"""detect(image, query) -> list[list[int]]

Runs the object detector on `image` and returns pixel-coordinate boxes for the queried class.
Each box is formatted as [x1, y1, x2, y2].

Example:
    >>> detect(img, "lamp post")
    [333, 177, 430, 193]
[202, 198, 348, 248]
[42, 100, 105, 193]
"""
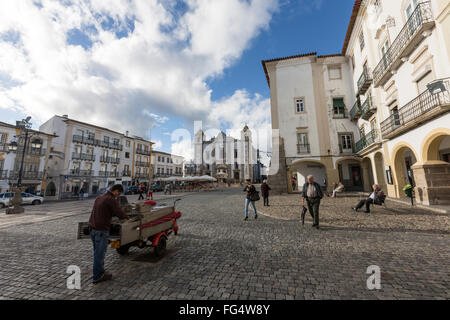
[6, 117, 33, 215]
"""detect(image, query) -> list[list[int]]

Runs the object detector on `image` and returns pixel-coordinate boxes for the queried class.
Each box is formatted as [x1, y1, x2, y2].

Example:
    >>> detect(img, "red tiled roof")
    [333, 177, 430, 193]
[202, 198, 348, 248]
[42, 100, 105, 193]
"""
[342, 0, 363, 55]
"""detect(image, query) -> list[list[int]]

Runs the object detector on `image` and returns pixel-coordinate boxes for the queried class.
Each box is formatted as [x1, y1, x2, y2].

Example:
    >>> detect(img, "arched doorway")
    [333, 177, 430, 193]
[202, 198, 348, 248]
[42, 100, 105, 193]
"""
[45, 181, 56, 197]
[392, 145, 418, 198]
[362, 157, 375, 192]
[336, 158, 363, 191]
[374, 152, 387, 191]
[290, 161, 327, 191]
[416, 131, 450, 205]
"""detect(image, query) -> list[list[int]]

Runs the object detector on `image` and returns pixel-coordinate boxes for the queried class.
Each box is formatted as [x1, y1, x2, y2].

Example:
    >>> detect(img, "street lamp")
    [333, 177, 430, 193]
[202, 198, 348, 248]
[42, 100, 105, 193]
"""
[5, 116, 33, 215]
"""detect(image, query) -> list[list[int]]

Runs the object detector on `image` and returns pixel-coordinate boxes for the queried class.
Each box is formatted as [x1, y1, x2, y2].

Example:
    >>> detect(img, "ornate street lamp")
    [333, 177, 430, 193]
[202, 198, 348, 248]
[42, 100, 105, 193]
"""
[5, 117, 33, 215]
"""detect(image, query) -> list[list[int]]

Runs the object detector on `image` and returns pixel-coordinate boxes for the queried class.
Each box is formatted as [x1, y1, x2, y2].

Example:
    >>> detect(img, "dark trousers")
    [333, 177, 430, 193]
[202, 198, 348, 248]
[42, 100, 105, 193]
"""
[90, 229, 109, 283]
[138, 192, 144, 200]
[307, 198, 321, 226]
[263, 196, 269, 206]
[356, 199, 374, 212]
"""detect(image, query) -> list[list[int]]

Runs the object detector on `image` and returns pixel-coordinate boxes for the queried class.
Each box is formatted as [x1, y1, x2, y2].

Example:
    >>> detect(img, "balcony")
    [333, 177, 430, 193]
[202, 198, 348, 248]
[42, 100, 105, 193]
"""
[110, 157, 120, 164]
[70, 169, 93, 176]
[72, 153, 96, 161]
[356, 130, 381, 153]
[360, 95, 377, 121]
[381, 78, 450, 139]
[94, 139, 123, 151]
[72, 135, 95, 145]
[357, 68, 373, 95]
[135, 161, 150, 167]
[109, 171, 120, 178]
[98, 171, 109, 177]
[297, 144, 311, 154]
[9, 171, 44, 180]
[136, 148, 151, 156]
[350, 99, 362, 121]
[373, 2, 435, 87]
[135, 172, 149, 178]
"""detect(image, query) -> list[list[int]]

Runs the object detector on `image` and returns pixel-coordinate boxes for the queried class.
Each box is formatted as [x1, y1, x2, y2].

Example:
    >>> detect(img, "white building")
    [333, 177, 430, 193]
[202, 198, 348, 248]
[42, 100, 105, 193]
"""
[263, 0, 450, 205]
[0, 121, 55, 194]
[343, 0, 450, 205]
[193, 126, 257, 183]
[263, 53, 363, 192]
[39, 115, 153, 199]
[151, 151, 184, 180]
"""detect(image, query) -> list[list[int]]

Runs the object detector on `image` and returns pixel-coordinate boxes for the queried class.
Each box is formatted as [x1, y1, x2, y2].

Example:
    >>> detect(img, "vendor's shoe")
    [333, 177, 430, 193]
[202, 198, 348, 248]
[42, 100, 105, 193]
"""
[244, 217, 248, 221]
[254, 215, 258, 220]
[352, 207, 358, 212]
[93, 273, 112, 284]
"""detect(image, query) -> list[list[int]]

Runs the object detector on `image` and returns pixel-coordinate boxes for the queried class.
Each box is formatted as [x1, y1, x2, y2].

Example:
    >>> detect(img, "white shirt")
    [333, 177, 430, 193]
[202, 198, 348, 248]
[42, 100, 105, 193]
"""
[369, 192, 375, 200]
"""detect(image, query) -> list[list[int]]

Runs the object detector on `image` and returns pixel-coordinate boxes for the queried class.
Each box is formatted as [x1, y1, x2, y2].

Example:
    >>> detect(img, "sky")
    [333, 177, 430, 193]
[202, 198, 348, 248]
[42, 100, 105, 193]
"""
[0, 0, 355, 161]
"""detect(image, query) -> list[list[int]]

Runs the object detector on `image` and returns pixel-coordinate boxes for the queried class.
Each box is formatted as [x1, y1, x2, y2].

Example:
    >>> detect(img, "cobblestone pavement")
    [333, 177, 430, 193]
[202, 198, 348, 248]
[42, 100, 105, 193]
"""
[0, 188, 449, 300]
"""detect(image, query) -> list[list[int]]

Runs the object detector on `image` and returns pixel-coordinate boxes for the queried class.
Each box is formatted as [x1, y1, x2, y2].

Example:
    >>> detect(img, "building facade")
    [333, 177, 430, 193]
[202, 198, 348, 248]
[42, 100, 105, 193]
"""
[264, 0, 450, 206]
[193, 126, 257, 183]
[0, 121, 54, 194]
[263, 53, 363, 192]
[151, 151, 184, 181]
[39, 115, 153, 199]
[344, 0, 450, 205]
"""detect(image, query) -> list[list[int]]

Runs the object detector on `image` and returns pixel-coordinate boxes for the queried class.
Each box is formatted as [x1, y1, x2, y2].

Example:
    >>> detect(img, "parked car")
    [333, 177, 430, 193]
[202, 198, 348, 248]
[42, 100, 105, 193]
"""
[0, 192, 44, 208]
[126, 185, 140, 195]
[151, 184, 163, 192]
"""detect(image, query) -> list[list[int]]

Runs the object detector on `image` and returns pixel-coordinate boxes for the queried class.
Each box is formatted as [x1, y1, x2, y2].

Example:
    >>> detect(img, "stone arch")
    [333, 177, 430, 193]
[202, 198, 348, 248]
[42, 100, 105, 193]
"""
[420, 128, 450, 163]
[361, 157, 375, 192]
[289, 160, 328, 192]
[45, 181, 56, 197]
[391, 142, 419, 197]
[335, 157, 364, 191]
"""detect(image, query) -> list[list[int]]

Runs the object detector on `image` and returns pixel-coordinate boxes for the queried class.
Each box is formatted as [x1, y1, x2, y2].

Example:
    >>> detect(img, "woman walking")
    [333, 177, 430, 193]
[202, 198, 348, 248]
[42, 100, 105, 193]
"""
[243, 179, 258, 221]
[261, 180, 271, 206]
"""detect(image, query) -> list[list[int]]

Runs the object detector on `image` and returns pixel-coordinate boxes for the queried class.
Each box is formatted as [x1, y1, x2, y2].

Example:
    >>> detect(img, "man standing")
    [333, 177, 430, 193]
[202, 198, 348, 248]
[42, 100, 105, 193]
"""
[88, 184, 129, 284]
[302, 175, 323, 229]
[261, 179, 271, 206]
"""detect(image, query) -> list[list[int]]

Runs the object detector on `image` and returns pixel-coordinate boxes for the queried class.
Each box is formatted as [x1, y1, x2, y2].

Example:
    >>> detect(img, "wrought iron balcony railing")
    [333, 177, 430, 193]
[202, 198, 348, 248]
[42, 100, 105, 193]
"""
[350, 99, 362, 121]
[98, 171, 109, 177]
[109, 171, 120, 178]
[356, 130, 381, 153]
[72, 153, 96, 161]
[135, 161, 150, 167]
[9, 171, 44, 180]
[297, 144, 311, 154]
[122, 170, 131, 177]
[72, 135, 95, 145]
[373, 2, 434, 87]
[381, 78, 450, 139]
[357, 67, 373, 95]
[360, 95, 377, 121]
[136, 148, 151, 156]
[70, 169, 94, 176]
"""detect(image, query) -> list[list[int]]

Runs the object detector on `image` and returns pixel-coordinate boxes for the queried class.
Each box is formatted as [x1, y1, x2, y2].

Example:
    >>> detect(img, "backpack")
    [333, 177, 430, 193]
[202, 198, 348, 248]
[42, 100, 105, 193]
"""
[249, 190, 260, 202]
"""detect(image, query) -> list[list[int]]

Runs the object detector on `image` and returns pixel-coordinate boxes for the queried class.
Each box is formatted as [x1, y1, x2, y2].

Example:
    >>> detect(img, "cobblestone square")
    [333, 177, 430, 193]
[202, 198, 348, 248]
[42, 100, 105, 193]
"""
[0, 188, 449, 300]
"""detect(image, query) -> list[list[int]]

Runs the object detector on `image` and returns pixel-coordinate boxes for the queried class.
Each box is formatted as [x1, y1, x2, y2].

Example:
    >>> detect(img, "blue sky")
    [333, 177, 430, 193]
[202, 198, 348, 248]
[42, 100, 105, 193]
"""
[0, 0, 355, 158]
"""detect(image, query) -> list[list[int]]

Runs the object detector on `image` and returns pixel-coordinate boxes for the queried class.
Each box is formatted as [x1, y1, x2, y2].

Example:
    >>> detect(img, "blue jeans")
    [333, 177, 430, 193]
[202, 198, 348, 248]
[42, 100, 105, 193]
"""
[245, 199, 258, 218]
[90, 229, 109, 283]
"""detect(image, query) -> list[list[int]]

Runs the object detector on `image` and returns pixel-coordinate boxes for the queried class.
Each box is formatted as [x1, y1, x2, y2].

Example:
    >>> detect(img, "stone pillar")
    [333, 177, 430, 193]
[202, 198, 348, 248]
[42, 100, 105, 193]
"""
[412, 162, 450, 205]
[267, 137, 288, 194]
[361, 161, 373, 192]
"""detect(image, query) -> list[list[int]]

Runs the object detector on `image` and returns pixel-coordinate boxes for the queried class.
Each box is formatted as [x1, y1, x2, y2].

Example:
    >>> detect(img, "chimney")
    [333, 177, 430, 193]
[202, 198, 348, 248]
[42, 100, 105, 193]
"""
[62, 114, 68, 119]
[126, 131, 129, 137]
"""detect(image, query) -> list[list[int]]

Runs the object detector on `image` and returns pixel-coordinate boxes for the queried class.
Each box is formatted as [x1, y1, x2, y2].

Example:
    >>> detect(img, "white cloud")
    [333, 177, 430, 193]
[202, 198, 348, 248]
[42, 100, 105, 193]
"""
[152, 139, 163, 150]
[0, 0, 278, 148]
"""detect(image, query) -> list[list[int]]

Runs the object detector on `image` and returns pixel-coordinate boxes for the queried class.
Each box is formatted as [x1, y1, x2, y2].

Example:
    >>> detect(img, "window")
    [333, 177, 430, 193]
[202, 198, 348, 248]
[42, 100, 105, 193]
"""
[295, 98, 305, 113]
[392, 107, 401, 126]
[100, 164, 107, 172]
[370, 118, 377, 132]
[103, 136, 109, 143]
[381, 40, 390, 67]
[126, 140, 130, 148]
[74, 145, 82, 154]
[374, 0, 382, 17]
[125, 152, 130, 159]
[113, 138, 120, 146]
[157, 168, 160, 174]
[328, 65, 342, 80]
[359, 126, 365, 139]
[339, 134, 354, 153]
[359, 31, 365, 51]
[297, 133, 310, 154]
[416, 71, 434, 94]
[333, 98, 346, 118]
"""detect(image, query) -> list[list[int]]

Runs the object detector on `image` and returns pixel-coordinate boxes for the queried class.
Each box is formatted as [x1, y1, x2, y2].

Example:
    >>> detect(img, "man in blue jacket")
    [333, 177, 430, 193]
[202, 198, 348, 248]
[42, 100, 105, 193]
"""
[302, 175, 323, 229]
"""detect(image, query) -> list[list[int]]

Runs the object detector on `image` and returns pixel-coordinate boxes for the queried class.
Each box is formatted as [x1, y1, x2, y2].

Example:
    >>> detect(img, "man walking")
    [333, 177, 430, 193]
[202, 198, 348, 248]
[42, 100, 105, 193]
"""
[302, 175, 323, 229]
[261, 179, 271, 206]
[88, 184, 129, 284]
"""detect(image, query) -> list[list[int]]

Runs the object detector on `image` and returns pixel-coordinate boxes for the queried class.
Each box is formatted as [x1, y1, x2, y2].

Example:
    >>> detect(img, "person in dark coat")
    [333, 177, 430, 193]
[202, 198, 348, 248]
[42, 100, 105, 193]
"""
[352, 184, 385, 213]
[261, 180, 271, 206]
[243, 179, 258, 221]
[302, 175, 323, 229]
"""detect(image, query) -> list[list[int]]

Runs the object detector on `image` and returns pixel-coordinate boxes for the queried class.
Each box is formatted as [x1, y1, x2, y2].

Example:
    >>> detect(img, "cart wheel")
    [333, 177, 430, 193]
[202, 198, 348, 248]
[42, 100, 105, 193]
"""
[116, 245, 130, 255]
[154, 237, 167, 257]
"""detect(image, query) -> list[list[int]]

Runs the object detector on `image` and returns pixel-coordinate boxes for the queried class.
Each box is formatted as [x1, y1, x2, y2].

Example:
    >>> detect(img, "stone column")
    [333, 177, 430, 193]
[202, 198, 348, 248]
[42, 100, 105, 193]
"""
[267, 137, 288, 194]
[412, 162, 450, 205]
